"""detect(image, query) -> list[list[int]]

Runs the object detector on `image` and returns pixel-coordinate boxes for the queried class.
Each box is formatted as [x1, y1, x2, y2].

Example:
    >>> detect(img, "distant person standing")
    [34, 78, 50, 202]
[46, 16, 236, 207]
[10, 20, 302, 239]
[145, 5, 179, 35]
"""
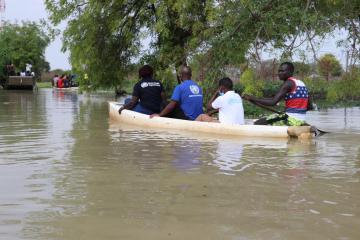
[6, 63, 16, 76]
[52, 75, 59, 87]
[118, 65, 166, 115]
[26, 63, 32, 76]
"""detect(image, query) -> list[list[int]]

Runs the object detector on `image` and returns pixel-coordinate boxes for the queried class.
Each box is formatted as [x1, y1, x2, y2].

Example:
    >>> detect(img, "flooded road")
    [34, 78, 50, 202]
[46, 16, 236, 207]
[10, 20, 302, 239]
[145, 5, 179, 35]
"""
[0, 89, 359, 240]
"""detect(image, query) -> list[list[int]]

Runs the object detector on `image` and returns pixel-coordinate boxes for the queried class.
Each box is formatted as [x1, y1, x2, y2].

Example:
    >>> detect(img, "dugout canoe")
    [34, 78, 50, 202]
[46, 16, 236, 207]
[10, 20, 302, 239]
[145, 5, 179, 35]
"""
[108, 101, 315, 139]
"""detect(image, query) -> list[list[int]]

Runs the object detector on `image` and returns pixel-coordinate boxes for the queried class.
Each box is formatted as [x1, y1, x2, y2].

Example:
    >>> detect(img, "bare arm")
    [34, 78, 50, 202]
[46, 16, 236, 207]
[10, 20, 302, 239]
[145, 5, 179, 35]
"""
[118, 96, 139, 114]
[150, 100, 178, 118]
[206, 89, 220, 112]
[243, 80, 293, 106]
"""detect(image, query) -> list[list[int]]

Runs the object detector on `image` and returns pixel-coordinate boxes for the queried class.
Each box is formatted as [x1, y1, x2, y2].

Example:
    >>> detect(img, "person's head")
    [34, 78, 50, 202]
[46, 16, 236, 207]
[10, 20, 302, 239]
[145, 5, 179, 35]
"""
[179, 66, 192, 81]
[278, 62, 294, 81]
[54, 74, 58, 77]
[218, 77, 233, 94]
[139, 65, 153, 79]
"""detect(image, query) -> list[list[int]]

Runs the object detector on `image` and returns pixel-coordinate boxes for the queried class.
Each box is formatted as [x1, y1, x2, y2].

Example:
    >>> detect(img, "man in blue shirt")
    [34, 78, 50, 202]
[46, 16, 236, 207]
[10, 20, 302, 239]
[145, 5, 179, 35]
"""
[150, 66, 203, 120]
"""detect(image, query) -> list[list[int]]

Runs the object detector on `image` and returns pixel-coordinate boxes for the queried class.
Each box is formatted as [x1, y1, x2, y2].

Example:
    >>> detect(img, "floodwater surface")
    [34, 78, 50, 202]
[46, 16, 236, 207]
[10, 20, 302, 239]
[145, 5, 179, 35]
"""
[0, 89, 359, 240]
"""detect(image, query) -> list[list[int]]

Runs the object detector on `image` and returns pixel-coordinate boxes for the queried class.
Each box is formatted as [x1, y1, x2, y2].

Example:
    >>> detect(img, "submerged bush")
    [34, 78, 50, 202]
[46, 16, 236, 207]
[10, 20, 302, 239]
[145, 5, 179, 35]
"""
[326, 69, 360, 102]
[326, 81, 345, 103]
[303, 77, 328, 99]
[238, 69, 264, 97]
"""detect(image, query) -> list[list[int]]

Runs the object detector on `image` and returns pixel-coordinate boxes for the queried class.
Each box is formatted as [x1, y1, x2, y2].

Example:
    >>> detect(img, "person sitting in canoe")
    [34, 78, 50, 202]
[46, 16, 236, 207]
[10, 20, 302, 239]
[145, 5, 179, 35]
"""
[196, 77, 244, 124]
[243, 62, 311, 126]
[118, 65, 166, 115]
[150, 66, 203, 120]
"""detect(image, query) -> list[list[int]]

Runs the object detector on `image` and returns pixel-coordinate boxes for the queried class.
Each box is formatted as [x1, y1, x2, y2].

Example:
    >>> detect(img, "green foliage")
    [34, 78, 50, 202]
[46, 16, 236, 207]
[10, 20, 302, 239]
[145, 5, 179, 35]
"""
[262, 81, 282, 97]
[293, 62, 313, 78]
[44, 0, 347, 90]
[155, 67, 177, 95]
[0, 22, 50, 79]
[44, 0, 360, 109]
[199, 75, 218, 106]
[303, 77, 329, 99]
[243, 101, 267, 118]
[239, 69, 264, 97]
[317, 54, 342, 80]
[36, 82, 52, 88]
[326, 69, 360, 102]
[326, 82, 344, 103]
[45, 0, 213, 90]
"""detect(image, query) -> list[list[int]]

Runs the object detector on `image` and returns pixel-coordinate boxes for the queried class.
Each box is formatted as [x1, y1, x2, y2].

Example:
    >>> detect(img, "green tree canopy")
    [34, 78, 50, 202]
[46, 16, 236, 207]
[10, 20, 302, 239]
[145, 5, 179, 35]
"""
[44, 0, 359, 90]
[0, 22, 51, 79]
[317, 54, 343, 81]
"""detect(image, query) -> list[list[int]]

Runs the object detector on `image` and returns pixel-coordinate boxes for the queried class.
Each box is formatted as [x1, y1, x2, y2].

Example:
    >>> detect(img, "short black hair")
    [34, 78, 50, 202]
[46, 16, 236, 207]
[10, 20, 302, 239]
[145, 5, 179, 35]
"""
[280, 62, 294, 74]
[139, 65, 153, 78]
[181, 65, 192, 77]
[219, 77, 233, 90]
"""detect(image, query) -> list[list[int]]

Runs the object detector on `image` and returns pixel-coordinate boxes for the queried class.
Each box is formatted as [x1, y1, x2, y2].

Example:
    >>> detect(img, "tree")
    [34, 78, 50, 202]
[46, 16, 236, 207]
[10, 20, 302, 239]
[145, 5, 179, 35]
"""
[293, 61, 312, 79]
[317, 0, 360, 69]
[239, 68, 264, 97]
[44, 0, 347, 90]
[0, 22, 51, 79]
[317, 54, 342, 81]
[44, 0, 212, 90]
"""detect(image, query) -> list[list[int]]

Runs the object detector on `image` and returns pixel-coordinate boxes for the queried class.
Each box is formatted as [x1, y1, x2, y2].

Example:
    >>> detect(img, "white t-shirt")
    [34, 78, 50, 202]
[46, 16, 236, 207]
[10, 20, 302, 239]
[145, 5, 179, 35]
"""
[212, 90, 244, 125]
[53, 77, 59, 85]
[26, 64, 32, 72]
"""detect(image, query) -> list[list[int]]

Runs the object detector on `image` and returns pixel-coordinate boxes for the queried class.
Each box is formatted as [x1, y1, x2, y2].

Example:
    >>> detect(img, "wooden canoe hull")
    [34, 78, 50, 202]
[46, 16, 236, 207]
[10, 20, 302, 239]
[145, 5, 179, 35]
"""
[108, 101, 314, 139]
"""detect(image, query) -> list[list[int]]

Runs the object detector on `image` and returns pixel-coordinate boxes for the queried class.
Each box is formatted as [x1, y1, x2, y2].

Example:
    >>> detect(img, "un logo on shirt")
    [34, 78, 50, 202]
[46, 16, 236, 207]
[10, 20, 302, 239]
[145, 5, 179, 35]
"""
[189, 85, 200, 94]
[141, 82, 149, 88]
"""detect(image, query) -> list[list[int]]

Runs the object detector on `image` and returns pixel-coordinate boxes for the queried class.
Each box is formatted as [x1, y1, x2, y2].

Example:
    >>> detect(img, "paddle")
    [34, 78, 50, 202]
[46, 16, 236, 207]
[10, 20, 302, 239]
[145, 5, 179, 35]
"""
[246, 99, 283, 115]
[243, 98, 328, 136]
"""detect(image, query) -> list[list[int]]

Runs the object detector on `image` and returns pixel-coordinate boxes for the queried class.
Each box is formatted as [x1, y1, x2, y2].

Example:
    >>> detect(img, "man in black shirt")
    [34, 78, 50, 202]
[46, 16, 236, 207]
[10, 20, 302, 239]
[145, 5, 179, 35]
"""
[119, 65, 166, 115]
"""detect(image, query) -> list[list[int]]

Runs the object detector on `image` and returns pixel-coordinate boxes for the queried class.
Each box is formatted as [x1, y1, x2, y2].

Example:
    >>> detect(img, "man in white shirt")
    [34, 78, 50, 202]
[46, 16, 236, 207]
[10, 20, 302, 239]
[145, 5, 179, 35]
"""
[26, 63, 32, 72]
[196, 77, 244, 124]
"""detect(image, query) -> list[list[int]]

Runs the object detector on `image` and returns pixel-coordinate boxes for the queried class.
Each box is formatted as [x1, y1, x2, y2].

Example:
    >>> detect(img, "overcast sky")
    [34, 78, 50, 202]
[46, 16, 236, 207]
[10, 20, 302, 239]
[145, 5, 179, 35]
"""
[6, 0, 70, 70]
[4, 0, 348, 70]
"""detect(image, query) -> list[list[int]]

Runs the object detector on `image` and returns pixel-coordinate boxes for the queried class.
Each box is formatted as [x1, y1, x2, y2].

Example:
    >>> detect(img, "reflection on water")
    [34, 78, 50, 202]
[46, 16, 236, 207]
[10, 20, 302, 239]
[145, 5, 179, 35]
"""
[211, 141, 244, 175]
[0, 89, 360, 239]
[307, 106, 360, 133]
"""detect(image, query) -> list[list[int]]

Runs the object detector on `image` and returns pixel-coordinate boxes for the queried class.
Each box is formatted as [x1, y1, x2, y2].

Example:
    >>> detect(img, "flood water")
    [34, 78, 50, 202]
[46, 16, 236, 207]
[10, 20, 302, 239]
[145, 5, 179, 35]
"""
[0, 89, 359, 240]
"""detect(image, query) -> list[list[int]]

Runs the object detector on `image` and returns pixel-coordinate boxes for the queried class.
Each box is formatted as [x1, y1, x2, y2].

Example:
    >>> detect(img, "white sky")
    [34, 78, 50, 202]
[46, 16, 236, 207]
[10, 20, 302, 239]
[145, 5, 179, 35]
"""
[5, 0, 70, 70]
[4, 0, 348, 70]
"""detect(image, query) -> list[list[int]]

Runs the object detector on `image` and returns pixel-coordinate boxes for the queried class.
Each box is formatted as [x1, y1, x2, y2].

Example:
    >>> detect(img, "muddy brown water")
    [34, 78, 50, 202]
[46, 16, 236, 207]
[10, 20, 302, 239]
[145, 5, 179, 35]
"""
[0, 89, 359, 240]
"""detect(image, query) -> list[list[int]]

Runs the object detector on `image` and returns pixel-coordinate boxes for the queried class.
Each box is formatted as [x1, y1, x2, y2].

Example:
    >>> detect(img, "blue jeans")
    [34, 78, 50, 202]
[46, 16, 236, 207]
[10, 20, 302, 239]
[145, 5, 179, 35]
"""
[124, 98, 155, 115]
